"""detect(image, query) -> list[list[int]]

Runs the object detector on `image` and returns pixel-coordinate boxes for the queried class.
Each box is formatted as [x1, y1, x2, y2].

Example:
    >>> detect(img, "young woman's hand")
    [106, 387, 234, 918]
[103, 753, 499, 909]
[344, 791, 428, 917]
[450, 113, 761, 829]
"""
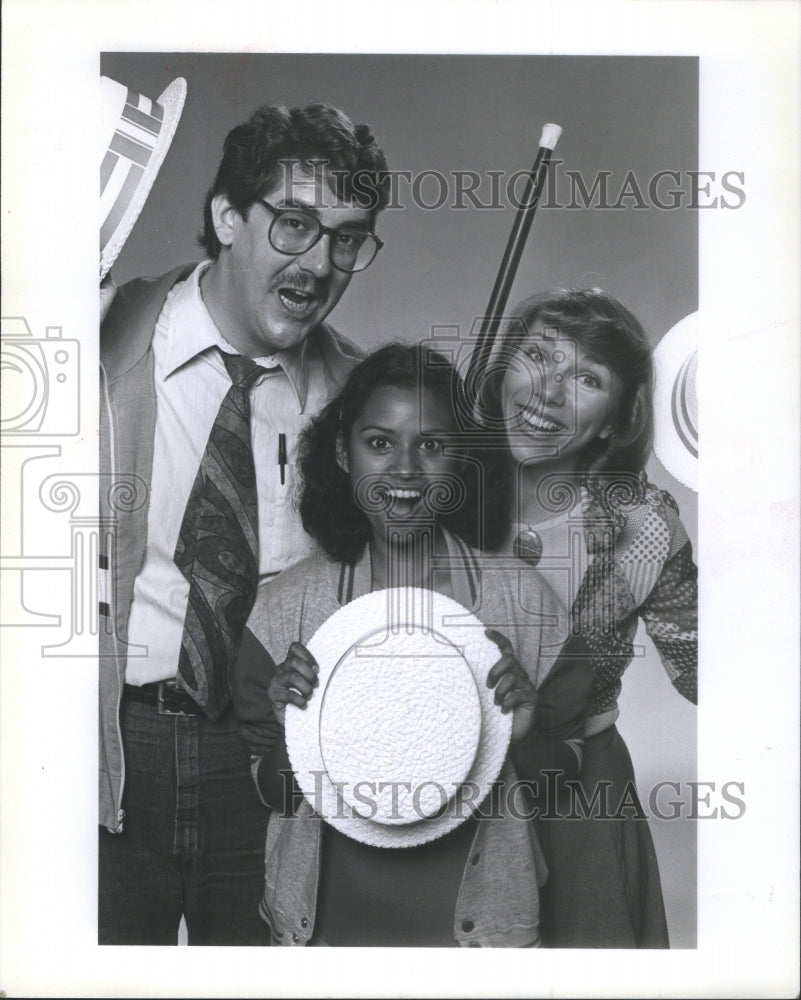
[485, 629, 538, 742]
[267, 642, 319, 727]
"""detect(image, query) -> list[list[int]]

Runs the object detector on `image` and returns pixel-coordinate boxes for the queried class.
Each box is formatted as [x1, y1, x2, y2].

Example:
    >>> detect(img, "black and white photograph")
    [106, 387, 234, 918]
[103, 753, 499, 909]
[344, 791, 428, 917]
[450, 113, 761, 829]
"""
[1, 1, 798, 997]
[95, 48, 699, 951]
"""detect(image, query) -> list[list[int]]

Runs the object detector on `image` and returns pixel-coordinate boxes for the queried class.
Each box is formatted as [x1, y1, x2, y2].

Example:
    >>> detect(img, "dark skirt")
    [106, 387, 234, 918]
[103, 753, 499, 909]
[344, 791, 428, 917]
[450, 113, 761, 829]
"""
[534, 725, 670, 948]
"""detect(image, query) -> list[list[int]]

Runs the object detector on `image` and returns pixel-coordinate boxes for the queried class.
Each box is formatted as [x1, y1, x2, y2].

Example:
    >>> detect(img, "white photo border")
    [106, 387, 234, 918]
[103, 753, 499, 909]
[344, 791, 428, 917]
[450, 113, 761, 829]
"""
[1, 1, 799, 997]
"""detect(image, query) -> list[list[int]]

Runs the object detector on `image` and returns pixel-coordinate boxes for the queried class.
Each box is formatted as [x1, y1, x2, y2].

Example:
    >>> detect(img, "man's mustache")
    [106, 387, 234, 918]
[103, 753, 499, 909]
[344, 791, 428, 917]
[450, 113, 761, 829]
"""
[270, 270, 328, 294]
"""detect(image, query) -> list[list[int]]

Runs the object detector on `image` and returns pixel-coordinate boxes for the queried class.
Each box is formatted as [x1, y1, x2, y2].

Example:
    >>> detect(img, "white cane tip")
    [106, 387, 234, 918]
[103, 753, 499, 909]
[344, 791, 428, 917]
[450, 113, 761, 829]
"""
[539, 123, 563, 150]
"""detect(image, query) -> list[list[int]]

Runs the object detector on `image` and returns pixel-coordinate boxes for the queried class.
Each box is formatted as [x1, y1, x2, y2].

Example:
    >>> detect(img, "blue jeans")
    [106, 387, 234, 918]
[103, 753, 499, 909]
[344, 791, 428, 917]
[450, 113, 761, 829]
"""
[99, 696, 271, 945]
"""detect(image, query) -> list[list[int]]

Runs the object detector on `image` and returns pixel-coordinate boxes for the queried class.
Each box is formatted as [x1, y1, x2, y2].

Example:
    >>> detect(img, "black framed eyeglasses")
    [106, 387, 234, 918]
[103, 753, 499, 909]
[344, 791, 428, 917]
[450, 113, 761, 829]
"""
[257, 199, 383, 273]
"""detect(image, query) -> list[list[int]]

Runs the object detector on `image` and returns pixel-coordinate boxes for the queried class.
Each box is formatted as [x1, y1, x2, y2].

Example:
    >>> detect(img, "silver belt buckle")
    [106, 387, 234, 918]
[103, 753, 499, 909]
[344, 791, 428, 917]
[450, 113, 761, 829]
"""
[157, 680, 193, 717]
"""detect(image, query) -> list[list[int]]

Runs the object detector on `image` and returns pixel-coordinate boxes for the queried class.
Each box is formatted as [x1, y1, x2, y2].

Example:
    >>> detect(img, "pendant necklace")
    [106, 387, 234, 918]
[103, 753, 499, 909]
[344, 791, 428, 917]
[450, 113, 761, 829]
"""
[513, 505, 575, 569]
[513, 526, 544, 567]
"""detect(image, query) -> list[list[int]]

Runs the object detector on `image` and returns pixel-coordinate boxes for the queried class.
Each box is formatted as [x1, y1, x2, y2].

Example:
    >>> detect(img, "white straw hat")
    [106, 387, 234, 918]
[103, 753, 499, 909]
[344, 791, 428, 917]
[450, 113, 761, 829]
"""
[285, 588, 512, 848]
[100, 75, 187, 280]
[653, 311, 698, 492]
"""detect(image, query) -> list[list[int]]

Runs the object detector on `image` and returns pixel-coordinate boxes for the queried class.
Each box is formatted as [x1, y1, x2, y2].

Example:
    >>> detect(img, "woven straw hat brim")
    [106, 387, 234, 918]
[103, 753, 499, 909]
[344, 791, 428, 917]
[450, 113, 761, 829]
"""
[285, 588, 512, 849]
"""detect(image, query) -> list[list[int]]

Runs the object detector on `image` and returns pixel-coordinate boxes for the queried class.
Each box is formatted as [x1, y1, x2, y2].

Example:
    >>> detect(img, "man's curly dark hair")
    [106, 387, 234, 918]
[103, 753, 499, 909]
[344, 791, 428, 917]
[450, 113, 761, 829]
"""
[298, 343, 483, 564]
[198, 103, 390, 260]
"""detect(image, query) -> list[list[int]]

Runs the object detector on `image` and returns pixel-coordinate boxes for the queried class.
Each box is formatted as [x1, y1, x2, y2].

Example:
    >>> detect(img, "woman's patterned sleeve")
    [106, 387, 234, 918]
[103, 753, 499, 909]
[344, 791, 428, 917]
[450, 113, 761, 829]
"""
[639, 538, 698, 703]
[635, 491, 698, 704]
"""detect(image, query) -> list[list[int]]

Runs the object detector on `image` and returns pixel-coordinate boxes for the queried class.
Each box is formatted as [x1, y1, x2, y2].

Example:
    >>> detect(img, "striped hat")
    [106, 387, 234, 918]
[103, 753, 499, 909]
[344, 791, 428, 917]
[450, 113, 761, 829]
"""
[653, 311, 698, 492]
[100, 76, 187, 280]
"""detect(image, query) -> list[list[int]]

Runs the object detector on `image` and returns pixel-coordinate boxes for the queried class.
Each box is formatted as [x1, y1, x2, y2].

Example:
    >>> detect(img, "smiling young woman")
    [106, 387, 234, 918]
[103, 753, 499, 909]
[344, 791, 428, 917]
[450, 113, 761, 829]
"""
[482, 288, 698, 948]
[230, 343, 596, 947]
[500, 330, 623, 485]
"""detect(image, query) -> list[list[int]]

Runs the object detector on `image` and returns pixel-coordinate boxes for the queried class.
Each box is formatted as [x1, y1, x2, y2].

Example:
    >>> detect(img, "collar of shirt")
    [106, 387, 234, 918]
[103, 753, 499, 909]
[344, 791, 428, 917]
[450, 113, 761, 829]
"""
[160, 260, 338, 411]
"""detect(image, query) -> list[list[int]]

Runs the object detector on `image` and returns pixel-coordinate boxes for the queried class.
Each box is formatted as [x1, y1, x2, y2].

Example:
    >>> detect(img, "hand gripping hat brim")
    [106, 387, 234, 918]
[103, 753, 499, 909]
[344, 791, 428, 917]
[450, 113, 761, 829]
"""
[100, 76, 187, 280]
[653, 311, 698, 492]
[285, 588, 512, 848]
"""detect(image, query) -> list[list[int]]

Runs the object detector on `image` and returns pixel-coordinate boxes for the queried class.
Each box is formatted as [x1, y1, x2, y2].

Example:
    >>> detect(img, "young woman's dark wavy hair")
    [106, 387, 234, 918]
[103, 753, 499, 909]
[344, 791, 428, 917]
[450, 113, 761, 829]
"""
[485, 287, 655, 477]
[198, 103, 390, 260]
[299, 342, 477, 564]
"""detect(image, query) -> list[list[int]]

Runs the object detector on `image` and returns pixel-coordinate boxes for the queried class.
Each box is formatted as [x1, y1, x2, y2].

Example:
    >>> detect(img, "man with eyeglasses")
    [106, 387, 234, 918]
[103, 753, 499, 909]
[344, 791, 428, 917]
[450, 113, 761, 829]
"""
[99, 102, 389, 945]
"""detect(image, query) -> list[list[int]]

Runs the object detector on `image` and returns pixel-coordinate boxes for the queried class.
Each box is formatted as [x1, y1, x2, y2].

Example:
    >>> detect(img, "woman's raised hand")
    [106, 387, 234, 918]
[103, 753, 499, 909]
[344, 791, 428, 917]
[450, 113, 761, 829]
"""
[268, 642, 319, 727]
[485, 629, 539, 742]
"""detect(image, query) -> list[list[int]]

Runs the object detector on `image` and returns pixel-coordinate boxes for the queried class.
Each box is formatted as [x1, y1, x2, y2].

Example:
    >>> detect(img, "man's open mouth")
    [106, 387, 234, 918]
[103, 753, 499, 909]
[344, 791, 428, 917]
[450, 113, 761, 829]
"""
[278, 287, 317, 314]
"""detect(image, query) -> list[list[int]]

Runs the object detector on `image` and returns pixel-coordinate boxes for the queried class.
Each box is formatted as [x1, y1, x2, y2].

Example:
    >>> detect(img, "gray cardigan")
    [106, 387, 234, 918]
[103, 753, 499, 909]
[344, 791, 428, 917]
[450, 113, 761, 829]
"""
[243, 536, 577, 946]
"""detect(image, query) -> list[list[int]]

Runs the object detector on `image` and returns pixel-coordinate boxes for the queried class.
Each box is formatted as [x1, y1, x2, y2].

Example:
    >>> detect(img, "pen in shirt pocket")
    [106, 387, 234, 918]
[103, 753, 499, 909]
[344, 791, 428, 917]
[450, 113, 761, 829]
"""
[278, 433, 287, 485]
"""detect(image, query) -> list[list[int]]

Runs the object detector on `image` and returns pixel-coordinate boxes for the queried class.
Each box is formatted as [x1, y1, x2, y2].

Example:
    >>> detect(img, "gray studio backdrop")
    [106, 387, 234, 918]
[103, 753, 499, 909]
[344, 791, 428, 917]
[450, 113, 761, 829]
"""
[101, 52, 698, 946]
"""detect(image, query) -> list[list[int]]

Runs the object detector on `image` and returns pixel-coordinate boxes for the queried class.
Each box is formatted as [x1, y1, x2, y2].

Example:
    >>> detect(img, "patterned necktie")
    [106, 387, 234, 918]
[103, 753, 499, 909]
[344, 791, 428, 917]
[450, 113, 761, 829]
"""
[174, 352, 268, 719]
